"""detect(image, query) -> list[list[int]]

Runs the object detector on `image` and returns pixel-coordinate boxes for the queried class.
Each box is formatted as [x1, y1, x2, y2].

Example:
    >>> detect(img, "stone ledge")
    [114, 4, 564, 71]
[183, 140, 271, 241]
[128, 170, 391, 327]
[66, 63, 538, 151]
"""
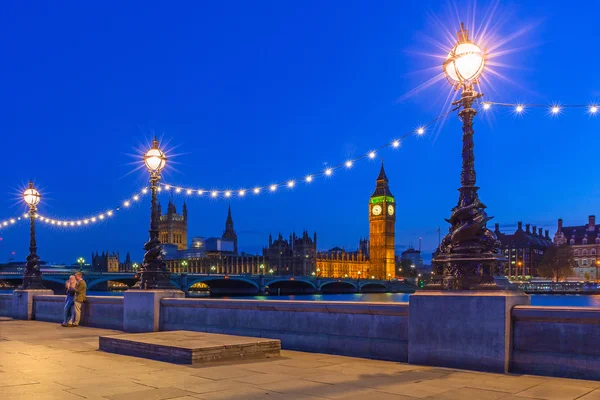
[160, 298, 409, 316]
[513, 305, 600, 322]
[99, 330, 281, 364]
[34, 295, 125, 305]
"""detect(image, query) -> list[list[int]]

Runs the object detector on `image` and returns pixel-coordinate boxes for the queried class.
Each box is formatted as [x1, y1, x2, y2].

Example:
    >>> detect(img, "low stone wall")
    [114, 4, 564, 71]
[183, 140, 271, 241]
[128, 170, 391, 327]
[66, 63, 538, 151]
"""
[0, 294, 12, 317]
[160, 298, 409, 361]
[33, 295, 124, 330]
[512, 306, 600, 380]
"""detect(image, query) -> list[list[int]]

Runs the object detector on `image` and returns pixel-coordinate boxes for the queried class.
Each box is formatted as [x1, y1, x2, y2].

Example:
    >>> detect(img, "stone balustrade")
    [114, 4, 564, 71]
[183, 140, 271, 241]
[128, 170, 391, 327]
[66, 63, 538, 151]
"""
[33, 295, 124, 330]
[512, 305, 600, 380]
[160, 298, 409, 361]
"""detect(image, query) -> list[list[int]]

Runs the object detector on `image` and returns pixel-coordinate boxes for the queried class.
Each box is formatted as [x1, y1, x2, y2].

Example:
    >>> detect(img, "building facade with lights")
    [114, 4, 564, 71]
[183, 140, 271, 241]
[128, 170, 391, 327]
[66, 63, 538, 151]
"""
[262, 232, 317, 276]
[554, 216, 600, 281]
[494, 222, 553, 278]
[158, 199, 188, 250]
[91, 251, 133, 272]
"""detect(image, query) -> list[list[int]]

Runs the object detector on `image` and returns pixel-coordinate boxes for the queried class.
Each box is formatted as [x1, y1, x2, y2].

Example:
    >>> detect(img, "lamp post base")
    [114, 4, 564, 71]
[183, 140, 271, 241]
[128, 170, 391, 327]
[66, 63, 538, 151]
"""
[408, 290, 530, 373]
[430, 252, 506, 290]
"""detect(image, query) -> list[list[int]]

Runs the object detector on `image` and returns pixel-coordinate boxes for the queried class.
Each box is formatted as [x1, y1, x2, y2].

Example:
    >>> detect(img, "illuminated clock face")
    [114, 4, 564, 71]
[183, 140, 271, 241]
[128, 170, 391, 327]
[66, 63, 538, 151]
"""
[388, 205, 395, 215]
[372, 205, 382, 215]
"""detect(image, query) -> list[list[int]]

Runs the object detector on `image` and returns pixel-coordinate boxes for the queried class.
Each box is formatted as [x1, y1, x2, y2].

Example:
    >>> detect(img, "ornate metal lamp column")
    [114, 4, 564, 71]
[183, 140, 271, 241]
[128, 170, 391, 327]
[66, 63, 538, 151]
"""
[21, 181, 45, 289]
[432, 23, 504, 290]
[138, 137, 175, 289]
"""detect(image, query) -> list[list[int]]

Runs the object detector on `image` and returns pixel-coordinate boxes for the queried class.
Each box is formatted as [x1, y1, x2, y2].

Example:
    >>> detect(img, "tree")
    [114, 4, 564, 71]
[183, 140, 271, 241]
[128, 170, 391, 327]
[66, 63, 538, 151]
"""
[584, 272, 591, 281]
[537, 245, 575, 282]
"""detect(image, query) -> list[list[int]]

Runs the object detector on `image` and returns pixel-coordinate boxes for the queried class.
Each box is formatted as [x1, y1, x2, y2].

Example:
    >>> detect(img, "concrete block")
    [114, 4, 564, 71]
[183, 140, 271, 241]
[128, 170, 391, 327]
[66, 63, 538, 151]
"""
[408, 290, 529, 373]
[123, 289, 184, 333]
[99, 330, 280, 364]
[12, 289, 54, 320]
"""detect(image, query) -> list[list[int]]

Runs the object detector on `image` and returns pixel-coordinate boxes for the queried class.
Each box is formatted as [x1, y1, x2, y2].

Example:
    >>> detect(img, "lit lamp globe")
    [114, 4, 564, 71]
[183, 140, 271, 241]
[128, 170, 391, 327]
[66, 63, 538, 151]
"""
[23, 185, 41, 207]
[144, 139, 167, 173]
[443, 24, 485, 87]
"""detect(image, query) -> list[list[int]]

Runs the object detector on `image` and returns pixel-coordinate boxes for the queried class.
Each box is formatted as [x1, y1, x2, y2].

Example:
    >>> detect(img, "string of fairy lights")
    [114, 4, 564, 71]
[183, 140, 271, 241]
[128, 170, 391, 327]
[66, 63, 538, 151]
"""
[0, 188, 148, 232]
[159, 110, 454, 198]
[481, 101, 599, 115]
[0, 100, 597, 231]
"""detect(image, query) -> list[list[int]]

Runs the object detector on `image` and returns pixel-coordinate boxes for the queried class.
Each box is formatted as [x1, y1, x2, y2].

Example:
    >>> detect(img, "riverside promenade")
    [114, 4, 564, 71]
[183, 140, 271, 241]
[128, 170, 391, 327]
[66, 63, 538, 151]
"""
[1, 320, 599, 400]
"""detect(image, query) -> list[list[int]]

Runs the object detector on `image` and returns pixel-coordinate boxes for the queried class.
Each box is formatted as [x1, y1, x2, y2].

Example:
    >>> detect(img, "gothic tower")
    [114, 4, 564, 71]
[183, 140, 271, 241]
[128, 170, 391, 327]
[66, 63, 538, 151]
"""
[368, 163, 396, 279]
[158, 197, 188, 250]
[222, 205, 238, 255]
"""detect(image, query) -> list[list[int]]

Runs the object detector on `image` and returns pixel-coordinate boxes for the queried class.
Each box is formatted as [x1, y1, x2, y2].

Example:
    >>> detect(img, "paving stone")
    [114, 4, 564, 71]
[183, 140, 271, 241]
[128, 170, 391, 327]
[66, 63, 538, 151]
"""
[104, 387, 197, 400]
[425, 387, 509, 400]
[464, 375, 547, 394]
[340, 392, 418, 400]
[376, 381, 456, 398]
[516, 383, 595, 400]
[580, 390, 600, 400]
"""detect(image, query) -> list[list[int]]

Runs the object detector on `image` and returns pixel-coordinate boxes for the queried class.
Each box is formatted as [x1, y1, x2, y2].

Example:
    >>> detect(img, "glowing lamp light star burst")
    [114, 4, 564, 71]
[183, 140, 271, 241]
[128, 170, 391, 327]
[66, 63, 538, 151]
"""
[144, 138, 167, 174]
[443, 23, 486, 89]
[23, 183, 41, 207]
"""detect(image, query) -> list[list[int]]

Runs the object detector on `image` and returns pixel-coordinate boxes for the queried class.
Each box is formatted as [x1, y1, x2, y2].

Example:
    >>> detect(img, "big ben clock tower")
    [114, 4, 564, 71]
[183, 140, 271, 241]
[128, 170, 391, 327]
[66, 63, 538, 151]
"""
[369, 163, 396, 279]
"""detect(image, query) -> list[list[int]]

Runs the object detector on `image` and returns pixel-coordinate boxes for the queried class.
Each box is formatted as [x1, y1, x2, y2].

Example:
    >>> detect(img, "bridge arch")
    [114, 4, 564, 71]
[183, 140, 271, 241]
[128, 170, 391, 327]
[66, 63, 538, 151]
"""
[186, 275, 259, 291]
[359, 281, 388, 292]
[320, 280, 357, 293]
[265, 278, 316, 289]
[86, 276, 139, 291]
[264, 277, 316, 294]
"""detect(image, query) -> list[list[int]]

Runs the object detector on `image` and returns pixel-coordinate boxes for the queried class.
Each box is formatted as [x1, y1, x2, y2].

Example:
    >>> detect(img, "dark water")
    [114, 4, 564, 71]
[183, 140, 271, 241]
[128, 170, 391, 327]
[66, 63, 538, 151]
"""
[3, 290, 600, 307]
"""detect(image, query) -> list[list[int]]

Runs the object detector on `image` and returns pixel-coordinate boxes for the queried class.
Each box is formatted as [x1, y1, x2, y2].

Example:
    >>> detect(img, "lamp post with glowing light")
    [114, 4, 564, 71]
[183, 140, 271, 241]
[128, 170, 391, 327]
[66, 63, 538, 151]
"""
[77, 257, 85, 270]
[21, 181, 45, 289]
[138, 137, 174, 289]
[432, 22, 504, 290]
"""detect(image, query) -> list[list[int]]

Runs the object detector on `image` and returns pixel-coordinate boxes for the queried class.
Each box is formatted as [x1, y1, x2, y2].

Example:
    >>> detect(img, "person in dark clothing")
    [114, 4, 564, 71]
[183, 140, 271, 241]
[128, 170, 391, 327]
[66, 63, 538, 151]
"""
[61, 275, 76, 327]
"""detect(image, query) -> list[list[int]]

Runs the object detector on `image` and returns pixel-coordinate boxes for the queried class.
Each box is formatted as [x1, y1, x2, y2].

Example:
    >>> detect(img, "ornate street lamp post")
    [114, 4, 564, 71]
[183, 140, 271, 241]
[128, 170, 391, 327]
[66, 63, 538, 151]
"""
[138, 137, 174, 289]
[432, 23, 504, 290]
[77, 257, 85, 270]
[21, 181, 45, 289]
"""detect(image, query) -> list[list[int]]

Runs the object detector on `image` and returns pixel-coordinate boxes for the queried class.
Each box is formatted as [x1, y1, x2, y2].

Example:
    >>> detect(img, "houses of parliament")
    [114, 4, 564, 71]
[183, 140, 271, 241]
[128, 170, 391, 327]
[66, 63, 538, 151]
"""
[161, 164, 396, 280]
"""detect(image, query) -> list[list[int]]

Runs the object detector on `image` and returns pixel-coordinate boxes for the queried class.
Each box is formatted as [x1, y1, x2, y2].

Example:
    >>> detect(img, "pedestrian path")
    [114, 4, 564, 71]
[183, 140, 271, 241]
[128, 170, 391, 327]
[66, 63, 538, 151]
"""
[1, 320, 598, 400]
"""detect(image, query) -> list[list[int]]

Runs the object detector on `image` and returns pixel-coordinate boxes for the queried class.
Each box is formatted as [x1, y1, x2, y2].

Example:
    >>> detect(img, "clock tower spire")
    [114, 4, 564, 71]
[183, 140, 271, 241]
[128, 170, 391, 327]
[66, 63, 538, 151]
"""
[369, 162, 396, 279]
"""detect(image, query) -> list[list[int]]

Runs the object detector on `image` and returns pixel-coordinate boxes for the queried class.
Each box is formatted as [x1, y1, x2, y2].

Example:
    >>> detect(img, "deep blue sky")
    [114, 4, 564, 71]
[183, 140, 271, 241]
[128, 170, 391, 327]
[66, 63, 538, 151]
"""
[1, 1, 598, 264]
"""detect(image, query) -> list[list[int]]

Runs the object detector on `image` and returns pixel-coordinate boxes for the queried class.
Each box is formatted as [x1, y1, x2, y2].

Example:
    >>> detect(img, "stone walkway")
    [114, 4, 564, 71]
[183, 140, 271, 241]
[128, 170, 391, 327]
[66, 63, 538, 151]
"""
[1, 320, 599, 400]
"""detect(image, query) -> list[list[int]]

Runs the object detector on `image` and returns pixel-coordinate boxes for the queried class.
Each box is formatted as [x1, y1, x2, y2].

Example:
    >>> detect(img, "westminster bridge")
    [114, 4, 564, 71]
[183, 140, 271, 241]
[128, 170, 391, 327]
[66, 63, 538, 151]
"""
[0, 271, 416, 295]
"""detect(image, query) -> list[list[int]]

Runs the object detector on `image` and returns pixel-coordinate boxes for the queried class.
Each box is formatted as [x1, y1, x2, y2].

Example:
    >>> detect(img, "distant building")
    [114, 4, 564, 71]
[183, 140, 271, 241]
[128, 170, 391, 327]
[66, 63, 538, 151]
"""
[263, 232, 317, 276]
[554, 215, 600, 281]
[91, 251, 120, 272]
[91, 251, 133, 272]
[368, 163, 396, 279]
[158, 199, 188, 250]
[495, 222, 553, 277]
[316, 163, 396, 279]
[222, 205, 238, 255]
[162, 205, 238, 260]
[166, 253, 266, 274]
[316, 245, 370, 278]
[401, 247, 423, 269]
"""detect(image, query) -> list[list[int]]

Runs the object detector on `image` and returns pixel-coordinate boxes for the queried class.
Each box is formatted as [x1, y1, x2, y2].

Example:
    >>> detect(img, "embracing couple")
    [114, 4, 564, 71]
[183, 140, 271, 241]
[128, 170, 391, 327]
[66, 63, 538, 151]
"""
[62, 272, 87, 327]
